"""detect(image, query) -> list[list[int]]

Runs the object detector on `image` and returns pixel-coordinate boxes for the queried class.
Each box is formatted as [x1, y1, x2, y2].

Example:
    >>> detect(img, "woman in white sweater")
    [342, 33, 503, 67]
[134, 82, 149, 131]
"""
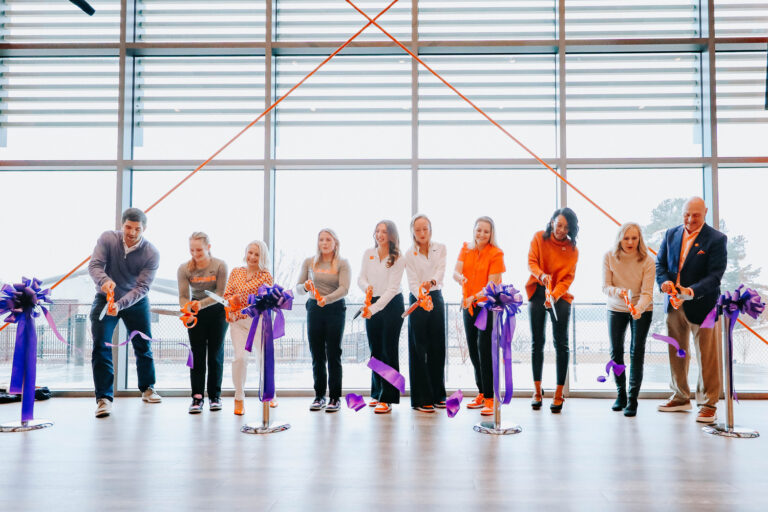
[602, 222, 655, 417]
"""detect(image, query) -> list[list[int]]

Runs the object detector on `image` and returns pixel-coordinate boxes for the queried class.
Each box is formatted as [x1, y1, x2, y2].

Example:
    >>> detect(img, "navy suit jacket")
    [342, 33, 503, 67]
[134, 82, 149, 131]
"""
[655, 223, 727, 325]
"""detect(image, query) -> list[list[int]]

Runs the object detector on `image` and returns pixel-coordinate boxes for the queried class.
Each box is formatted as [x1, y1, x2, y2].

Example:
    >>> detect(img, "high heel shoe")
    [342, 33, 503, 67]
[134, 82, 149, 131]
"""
[550, 394, 565, 413]
[531, 392, 543, 410]
[234, 399, 244, 416]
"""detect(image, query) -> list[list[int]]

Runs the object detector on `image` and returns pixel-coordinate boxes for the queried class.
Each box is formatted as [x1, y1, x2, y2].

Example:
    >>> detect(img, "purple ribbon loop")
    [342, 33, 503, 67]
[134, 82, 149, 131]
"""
[703, 286, 765, 402]
[241, 284, 294, 402]
[596, 360, 626, 383]
[106, 330, 193, 369]
[446, 389, 463, 418]
[345, 393, 366, 411]
[1, 277, 53, 422]
[651, 333, 687, 358]
[367, 356, 406, 394]
[474, 283, 523, 404]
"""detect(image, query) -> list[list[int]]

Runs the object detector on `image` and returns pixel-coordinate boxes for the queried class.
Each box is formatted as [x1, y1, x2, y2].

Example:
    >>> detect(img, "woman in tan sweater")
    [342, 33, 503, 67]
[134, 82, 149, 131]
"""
[602, 222, 655, 417]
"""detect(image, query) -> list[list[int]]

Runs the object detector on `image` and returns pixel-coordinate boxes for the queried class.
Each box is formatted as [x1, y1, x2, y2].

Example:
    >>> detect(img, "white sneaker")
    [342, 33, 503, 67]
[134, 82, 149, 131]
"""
[142, 388, 162, 403]
[95, 398, 112, 418]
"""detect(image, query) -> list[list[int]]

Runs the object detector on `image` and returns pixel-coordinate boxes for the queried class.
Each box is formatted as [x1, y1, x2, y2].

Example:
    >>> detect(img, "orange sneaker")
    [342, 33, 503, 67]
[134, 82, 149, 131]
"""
[234, 399, 244, 416]
[368, 400, 379, 408]
[269, 400, 278, 408]
[466, 393, 485, 409]
[374, 402, 392, 414]
[480, 398, 495, 416]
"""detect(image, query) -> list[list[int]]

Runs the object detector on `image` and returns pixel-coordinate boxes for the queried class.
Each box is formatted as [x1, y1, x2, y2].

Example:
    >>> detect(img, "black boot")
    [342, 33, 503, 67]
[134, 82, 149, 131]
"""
[612, 387, 627, 411]
[624, 397, 638, 417]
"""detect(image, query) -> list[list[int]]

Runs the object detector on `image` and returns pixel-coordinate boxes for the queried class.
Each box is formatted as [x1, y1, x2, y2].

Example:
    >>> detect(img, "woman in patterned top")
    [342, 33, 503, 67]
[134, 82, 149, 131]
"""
[223, 240, 274, 416]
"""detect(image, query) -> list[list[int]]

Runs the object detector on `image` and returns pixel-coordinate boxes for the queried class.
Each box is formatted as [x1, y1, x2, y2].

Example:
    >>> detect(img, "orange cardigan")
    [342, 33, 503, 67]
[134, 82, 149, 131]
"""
[525, 231, 578, 303]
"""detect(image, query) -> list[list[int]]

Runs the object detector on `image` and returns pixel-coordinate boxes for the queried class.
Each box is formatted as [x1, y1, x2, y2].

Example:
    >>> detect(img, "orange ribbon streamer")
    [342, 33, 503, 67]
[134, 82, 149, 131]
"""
[363, 286, 373, 318]
[106, 290, 117, 316]
[305, 280, 326, 307]
[417, 283, 434, 312]
[619, 290, 639, 317]
[180, 301, 199, 329]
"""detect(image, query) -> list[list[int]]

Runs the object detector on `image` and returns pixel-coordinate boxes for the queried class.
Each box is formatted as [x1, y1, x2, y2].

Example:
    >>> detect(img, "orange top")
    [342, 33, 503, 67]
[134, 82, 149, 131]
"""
[223, 267, 273, 321]
[526, 231, 578, 303]
[458, 243, 505, 298]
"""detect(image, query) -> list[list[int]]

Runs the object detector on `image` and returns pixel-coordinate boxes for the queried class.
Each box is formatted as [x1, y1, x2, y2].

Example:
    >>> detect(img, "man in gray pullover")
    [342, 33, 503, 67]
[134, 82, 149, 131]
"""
[88, 208, 161, 418]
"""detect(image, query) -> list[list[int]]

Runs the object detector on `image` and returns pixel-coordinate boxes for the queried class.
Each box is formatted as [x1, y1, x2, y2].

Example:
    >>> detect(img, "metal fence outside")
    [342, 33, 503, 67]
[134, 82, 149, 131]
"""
[2, 302, 767, 392]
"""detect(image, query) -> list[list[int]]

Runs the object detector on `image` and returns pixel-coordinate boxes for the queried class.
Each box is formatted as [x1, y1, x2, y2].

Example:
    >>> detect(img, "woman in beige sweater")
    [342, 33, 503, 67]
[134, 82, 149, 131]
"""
[602, 222, 655, 417]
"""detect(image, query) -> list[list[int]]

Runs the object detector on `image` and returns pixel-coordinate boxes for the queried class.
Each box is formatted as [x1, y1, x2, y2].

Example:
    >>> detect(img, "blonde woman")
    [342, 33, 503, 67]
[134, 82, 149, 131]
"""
[405, 214, 447, 413]
[223, 240, 274, 416]
[177, 232, 228, 414]
[358, 220, 406, 414]
[602, 222, 654, 417]
[295, 229, 351, 413]
[453, 216, 504, 417]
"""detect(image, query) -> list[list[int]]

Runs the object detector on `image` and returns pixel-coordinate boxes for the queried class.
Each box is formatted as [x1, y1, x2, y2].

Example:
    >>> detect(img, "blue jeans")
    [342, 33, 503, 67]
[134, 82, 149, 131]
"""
[90, 294, 156, 401]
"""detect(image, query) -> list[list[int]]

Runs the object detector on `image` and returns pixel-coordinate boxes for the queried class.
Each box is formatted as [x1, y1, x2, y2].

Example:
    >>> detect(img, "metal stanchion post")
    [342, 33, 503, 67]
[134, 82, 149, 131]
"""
[474, 311, 522, 435]
[702, 315, 759, 438]
[242, 332, 290, 435]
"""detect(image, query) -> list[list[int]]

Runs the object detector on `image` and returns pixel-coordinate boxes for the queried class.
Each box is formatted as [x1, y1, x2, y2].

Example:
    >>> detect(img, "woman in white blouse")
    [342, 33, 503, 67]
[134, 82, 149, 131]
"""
[404, 214, 447, 413]
[358, 220, 406, 414]
[602, 222, 655, 417]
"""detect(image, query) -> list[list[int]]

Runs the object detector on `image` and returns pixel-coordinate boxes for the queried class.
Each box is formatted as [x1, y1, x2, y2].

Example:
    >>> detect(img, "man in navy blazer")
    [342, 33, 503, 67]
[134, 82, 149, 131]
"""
[655, 197, 726, 423]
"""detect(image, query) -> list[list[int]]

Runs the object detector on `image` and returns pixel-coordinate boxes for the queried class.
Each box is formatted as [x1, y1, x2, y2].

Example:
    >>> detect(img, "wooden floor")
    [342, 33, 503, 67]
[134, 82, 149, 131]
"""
[1, 397, 766, 512]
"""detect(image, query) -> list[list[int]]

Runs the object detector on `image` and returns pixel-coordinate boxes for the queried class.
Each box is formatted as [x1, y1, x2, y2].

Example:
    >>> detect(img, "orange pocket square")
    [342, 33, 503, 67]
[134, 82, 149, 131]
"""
[697, 250, 705, 255]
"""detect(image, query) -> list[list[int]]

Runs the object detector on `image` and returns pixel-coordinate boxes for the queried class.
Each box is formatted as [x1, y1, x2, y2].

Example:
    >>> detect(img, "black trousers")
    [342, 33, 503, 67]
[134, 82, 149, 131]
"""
[529, 284, 571, 386]
[462, 307, 493, 397]
[607, 309, 652, 400]
[365, 293, 404, 404]
[187, 303, 227, 399]
[408, 291, 447, 407]
[307, 298, 346, 400]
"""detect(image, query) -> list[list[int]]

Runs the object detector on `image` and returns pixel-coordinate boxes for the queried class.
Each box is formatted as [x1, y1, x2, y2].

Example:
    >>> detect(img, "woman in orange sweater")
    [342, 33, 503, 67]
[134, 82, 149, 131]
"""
[453, 216, 505, 416]
[526, 208, 579, 413]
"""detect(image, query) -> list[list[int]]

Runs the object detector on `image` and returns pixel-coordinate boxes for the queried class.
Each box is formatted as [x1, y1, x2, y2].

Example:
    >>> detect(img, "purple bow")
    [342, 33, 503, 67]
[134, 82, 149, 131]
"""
[241, 284, 294, 402]
[1, 277, 58, 422]
[700, 285, 765, 401]
[596, 360, 626, 383]
[474, 283, 523, 405]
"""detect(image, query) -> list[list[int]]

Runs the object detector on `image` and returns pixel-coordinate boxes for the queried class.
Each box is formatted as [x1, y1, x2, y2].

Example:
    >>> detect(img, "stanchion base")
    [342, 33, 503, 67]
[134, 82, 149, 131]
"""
[702, 423, 759, 438]
[0, 419, 54, 432]
[241, 422, 291, 435]
[473, 421, 522, 435]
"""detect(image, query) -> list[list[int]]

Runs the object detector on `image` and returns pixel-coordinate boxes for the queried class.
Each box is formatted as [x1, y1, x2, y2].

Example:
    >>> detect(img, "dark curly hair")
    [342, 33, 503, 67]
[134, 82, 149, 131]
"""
[543, 207, 578, 247]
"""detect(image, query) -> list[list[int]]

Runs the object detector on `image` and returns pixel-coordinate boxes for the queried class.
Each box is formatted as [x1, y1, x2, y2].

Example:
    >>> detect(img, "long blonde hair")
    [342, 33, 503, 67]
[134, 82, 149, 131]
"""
[187, 231, 211, 272]
[613, 222, 648, 262]
[313, 228, 340, 273]
[471, 216, 498, 248]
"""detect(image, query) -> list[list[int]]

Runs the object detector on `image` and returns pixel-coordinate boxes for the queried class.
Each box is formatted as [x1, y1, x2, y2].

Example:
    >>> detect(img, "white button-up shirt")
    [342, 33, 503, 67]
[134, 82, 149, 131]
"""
[404, 242, 446, 298]
[357, 248, 406, 316]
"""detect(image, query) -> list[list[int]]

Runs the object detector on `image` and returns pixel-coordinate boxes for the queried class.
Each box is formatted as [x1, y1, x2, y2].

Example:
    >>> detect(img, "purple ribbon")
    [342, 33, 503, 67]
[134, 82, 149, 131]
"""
[701, 285, 765, 401]
[445, 389, 463, 418]
[651, 333, 687, 358]
[474, 283, 523, 405]
[345, 393, 366, 411]
[241, 284, 294, 402]
[367, 356, 406, 394]
[596, 360, 626, 383]
[107, 330, 193, 369]
[1, 277, 53, 422]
